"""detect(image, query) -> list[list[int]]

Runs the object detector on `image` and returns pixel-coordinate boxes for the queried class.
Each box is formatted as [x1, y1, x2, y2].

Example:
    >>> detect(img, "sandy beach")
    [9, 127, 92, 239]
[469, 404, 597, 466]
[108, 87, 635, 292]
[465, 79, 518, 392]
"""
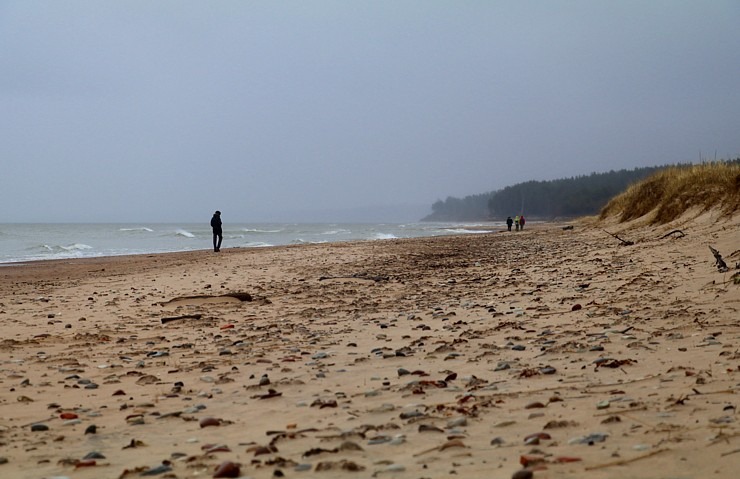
[1, 213, 738, 479]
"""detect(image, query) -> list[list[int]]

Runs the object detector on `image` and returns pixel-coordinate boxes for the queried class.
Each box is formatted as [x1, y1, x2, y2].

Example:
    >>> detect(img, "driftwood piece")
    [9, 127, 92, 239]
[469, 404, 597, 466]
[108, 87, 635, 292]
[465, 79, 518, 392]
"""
[159, 292, 253, 306]
[319, 273, 389, 282]
[709, 246, 729, 273]
[660, 229, 685, 239]
[161, 313, 203, 324]
[584, 448, 669, 470]
[604, 230, 634, 246]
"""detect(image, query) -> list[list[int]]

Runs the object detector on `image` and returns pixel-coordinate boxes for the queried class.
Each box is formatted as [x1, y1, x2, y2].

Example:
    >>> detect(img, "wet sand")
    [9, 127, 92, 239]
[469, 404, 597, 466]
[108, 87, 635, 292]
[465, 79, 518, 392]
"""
[1, 213, 738, 479]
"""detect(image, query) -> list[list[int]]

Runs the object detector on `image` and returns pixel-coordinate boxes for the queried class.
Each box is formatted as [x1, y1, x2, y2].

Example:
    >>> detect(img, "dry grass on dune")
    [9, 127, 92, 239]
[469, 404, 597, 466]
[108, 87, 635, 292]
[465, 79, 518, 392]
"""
[600, 161, 740, 224]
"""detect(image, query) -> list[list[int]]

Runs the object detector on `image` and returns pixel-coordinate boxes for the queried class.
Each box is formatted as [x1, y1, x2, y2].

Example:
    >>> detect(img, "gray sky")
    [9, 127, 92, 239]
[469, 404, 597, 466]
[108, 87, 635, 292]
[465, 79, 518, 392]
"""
[2, 1, 739, 223]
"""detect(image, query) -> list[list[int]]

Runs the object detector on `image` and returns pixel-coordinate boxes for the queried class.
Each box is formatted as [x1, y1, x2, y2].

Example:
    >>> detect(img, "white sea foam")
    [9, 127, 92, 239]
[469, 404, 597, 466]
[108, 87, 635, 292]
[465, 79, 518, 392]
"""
[61, 243, 93, 251]
[443, 228, 492, 234]
[243, 228, 283, 233]
[119, 227, 154, 232]
[174, 229, 195, 238]
[373, 233, 398, 240]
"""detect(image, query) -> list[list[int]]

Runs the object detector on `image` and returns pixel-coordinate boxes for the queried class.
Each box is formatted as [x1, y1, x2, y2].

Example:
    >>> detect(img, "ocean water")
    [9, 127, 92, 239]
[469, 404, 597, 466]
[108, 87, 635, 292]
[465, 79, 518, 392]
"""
[0, 222, 502, 264]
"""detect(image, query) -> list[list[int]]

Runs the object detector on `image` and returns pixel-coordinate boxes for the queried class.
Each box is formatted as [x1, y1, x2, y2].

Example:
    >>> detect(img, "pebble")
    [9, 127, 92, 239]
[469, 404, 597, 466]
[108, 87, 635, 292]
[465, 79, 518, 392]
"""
[447, 417, 467, 428]
[140, 464, 173, 476]
[199, 417, 221, 428]
[512, 470, 533, 479]
[213, 461, 241, 478]
[569, 432, 609, 445]
[399, 410, 425, 419]
[31, 423, 49, 431]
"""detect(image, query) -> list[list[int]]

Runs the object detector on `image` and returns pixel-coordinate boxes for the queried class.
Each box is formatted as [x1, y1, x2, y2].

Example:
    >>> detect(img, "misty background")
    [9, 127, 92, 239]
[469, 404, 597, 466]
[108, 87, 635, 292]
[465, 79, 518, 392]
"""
[1, 1, 739, 223]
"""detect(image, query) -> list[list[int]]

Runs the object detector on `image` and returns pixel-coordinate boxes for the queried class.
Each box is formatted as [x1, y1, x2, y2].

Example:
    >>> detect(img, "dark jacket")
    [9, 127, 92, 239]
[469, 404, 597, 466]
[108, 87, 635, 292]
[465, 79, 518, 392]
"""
[211, 215, 222, 233]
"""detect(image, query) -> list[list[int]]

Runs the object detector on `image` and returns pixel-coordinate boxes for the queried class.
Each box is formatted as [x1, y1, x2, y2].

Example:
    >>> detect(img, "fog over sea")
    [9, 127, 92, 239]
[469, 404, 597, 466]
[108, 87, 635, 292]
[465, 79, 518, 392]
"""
[0, 222, 502, 264]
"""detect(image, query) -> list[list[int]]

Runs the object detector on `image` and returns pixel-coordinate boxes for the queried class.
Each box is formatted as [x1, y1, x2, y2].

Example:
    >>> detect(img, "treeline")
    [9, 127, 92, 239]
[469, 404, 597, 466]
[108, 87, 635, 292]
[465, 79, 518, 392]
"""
[422, 165, 671, 221]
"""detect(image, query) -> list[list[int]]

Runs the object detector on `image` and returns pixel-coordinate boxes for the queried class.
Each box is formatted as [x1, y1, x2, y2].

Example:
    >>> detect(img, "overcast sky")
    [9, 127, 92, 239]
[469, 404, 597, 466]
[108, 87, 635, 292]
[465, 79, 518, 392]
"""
[2, 1, 739, 223]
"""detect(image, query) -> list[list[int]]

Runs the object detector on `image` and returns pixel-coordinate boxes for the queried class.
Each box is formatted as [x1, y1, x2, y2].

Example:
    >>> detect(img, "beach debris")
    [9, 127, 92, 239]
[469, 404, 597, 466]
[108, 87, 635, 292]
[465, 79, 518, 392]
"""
[585, 448, 669, 470]
[660, 229, 685, 239]
[709, 245, 729, 272]
[318, 272, 389, 282]
[511, 470, 534, 479]
[569, 432, 609, 445]
[161, 314, 203, 324]
[199, 417, 221, 428]
[604, 229, 634, 246]
[413, 439, 467, 456]
[315, 459, 366, 471]
[212, 461, 241, 478]
[139, 463, 173, 476]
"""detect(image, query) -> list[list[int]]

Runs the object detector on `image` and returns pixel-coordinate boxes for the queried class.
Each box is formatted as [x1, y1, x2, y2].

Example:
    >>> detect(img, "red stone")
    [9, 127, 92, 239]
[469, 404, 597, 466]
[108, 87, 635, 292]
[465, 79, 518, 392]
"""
[200, 417, 221, 428]
[555, 456, 582, 463]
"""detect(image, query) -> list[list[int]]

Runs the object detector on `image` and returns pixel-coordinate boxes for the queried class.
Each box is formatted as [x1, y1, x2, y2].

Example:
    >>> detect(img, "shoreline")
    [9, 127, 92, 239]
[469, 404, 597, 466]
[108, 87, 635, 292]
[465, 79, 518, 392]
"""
[0, 221, 511, 266]
[1, 217, 737, 478]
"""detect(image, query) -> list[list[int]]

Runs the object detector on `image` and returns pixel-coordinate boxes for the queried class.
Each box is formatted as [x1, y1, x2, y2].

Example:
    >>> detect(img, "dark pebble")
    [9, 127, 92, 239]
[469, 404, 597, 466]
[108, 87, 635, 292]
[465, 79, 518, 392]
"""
[200, 417, 221, 428]
[31, 424, 49, 432]
[512, 469, 533, 479]
[84, 425, 97, 434]
[511, 345, 526, 351]
[213, 461, 241, 478]
[141, 464, 172, 476]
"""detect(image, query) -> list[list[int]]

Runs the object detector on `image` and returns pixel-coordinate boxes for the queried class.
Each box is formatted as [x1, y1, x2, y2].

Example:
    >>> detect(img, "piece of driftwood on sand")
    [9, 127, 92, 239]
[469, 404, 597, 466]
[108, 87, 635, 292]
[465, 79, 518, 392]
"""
[604, 229, 634, 246]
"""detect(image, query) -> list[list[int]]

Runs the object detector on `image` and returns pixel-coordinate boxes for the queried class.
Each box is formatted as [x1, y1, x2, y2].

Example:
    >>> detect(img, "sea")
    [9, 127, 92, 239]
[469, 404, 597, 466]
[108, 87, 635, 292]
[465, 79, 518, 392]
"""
[0, 222, 503, 264]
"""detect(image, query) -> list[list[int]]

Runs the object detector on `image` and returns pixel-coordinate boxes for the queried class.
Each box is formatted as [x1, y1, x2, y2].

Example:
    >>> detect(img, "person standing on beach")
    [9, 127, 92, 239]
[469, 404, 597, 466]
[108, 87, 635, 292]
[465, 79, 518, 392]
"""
[514, 215, 520, 231]
[506, 216, 513, 231]
[211, 210, 222, 252]
[520, 215, 526, 230]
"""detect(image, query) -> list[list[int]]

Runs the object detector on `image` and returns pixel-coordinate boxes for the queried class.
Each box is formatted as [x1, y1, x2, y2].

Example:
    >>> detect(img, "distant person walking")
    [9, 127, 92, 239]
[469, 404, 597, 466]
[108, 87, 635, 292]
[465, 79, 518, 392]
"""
[506, 216, 513, 232]
[519, 215, 526, 230]
[211, 210, 222, 252]
[514, 215, 520, 231]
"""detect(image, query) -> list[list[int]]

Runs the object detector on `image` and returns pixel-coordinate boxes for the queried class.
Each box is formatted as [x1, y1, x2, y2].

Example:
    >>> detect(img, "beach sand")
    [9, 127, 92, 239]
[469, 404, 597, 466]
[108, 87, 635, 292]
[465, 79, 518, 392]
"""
[1, 213, 738, 479]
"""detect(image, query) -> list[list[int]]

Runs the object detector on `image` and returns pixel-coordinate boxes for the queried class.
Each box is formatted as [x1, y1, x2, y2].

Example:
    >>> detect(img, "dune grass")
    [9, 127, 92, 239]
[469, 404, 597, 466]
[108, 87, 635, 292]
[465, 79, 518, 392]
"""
[599, 161, 740, 224]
